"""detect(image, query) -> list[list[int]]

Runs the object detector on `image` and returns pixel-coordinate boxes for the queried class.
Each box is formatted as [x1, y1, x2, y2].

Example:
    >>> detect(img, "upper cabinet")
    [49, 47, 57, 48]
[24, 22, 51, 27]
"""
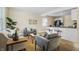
[71, 8, 78, 20]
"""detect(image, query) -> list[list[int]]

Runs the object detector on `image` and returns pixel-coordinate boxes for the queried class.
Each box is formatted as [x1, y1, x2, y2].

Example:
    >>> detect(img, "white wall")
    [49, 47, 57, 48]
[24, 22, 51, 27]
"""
[7, 8, 45, 33]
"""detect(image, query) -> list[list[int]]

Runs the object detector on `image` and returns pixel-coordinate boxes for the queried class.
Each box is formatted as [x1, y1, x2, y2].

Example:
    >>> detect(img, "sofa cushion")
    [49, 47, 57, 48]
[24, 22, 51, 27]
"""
[46, 34, 58, 39]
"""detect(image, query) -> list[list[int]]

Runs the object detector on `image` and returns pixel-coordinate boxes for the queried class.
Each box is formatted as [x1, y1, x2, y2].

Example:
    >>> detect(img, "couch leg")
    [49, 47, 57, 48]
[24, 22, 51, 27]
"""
[18, 48, 26, 51]
[54, 46, 60, 51]
[43, 45, 45, 51]
[57, 46, 60, 50]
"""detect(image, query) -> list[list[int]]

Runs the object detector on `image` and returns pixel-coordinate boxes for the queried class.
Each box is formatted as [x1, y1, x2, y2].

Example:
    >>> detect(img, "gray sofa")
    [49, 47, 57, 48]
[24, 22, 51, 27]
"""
[35, 35, 49, 51]
[35, 34, 60, 51]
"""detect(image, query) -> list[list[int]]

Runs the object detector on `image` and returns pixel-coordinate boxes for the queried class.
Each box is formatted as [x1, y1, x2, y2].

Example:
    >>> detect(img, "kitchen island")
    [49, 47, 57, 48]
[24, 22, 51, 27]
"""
[46, 27, 78, 42]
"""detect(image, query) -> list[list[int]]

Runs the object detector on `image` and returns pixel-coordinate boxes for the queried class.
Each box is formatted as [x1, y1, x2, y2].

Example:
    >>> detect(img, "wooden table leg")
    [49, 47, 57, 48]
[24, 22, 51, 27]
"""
[6, 45, 14, 51]
[6, 45, 9, 51]
[11, 45, 14, 51]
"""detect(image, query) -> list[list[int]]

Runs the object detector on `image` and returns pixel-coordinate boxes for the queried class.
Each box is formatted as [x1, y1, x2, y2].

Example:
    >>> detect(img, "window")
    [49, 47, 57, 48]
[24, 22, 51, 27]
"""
[42, 18, 48, 27]
[0, 8, 5, 31]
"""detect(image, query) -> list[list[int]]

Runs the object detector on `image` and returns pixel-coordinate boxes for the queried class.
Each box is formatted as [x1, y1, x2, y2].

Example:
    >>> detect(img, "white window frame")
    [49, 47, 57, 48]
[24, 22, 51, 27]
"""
[0, 7, 6, 32]
[42, 17, 48, 27]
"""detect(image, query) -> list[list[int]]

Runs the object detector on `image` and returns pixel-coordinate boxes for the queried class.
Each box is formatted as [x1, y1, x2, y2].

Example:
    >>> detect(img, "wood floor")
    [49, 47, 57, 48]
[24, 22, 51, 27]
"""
[59, 39, 75, 51]
[25, 36, 79, 51]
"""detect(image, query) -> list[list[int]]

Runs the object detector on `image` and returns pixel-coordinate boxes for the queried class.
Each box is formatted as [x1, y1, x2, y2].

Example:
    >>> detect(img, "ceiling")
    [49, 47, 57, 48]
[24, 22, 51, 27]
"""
[9, 7, 75, 16]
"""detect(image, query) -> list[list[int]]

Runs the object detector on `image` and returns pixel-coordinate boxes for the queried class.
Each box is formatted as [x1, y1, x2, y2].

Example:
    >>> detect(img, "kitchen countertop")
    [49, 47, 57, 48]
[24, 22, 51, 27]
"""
[52, 26, 77, 29]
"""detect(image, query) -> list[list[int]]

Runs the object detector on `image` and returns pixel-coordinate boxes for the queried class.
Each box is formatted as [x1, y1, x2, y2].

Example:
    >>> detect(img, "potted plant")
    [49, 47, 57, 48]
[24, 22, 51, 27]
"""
[6, 17, 18, 41]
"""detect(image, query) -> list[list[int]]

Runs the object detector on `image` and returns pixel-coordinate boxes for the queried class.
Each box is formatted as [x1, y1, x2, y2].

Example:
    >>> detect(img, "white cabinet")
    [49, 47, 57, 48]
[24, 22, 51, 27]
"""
[51, 27, 78, 42]
[61, 28, 78, 42]
[71, 9, 78, 20]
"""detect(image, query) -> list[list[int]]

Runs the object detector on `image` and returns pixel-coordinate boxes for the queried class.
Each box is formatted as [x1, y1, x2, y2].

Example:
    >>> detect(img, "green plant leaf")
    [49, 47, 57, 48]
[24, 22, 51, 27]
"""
[6, 17, 17, 30]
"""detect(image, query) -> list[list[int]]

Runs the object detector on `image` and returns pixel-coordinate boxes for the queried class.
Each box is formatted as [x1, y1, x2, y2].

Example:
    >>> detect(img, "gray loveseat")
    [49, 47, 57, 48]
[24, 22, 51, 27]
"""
[35, 34, 60, 51]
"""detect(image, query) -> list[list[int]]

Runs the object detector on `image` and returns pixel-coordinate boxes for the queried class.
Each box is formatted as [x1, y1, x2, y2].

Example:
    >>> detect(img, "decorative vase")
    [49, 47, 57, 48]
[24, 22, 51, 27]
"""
[13, 30, 19, 41]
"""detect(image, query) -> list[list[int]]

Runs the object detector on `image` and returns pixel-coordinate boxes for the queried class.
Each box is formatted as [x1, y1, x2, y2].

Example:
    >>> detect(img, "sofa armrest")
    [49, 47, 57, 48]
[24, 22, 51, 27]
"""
[35, 35, 49, 50]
